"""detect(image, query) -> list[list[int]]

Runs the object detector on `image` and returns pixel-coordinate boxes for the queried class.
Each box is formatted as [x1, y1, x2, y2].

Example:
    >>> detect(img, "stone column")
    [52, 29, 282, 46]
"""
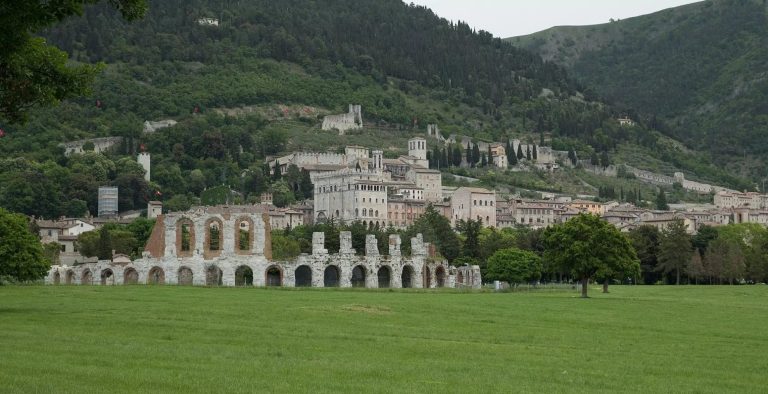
[312, 232, 327, 255]
[389, 234, 401, 257]
[339, 231, 354, 255]
[411, 234, 426, 256]
[365, 234, 379, 257]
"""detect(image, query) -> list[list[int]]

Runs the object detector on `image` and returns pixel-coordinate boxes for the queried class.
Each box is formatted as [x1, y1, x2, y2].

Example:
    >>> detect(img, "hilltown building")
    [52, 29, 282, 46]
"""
[60, 137, 123, 157]
[322, 104, 363, 135]
[45, 206, 482, 289]
[451, 187, 497, 227]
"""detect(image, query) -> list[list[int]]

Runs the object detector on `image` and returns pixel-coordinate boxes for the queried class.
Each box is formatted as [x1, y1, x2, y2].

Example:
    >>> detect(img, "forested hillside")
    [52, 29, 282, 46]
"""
[510, 0, 768, 181]
[0, 0, 752, 219]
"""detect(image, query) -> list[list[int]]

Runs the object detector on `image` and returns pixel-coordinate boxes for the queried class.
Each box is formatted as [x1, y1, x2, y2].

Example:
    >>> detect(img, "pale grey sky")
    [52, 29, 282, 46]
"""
[407, 0, 702, 37]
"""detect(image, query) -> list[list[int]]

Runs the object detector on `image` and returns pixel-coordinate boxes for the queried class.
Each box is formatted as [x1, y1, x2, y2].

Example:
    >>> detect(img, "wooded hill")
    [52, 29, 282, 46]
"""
[0, 0, 754, 219]
[510, 0, 768, 182]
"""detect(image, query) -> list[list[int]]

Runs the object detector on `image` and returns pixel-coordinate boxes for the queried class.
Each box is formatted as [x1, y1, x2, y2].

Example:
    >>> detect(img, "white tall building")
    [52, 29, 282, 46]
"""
[98, 186, 119, 217]
[138, 152, 151, 182]
[405, 137, 428, 169]
[312, 169, 390, 228]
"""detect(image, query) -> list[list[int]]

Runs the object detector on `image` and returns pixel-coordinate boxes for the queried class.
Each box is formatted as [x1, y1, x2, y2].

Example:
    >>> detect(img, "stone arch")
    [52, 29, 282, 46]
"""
[295, 265, 312, 287]
[81, 269, 93, 285]
[423, 266, 432, 288]
[377, 266, 391, 288]
[178, 266, 193, 286]
[265, 265, 282, 287]
[65, 270, 75, 285]
[206, 265, 223, 286]
[235, 217, 254, 255]
[100, 269, 115, 286]
[124, 268, 139, 285]
[147, 267, 165, 285]
[436, 266, 446, 288]
[235, 265, 254, 286]
[351, 265, 366, 288]
[401, 265, 414, 288]
[53, 271, 61, 285]
[204, 218, 224, 259]
[176, 218, 195, 257]
[324, 265, 340, 287]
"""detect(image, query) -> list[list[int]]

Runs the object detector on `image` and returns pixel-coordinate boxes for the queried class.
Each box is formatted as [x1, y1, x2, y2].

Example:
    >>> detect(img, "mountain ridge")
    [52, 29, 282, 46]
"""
[508, 0, 768, 183]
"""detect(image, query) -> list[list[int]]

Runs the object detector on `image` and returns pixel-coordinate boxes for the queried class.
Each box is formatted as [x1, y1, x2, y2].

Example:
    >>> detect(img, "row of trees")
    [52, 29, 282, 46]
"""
[629, 221, 768, 285]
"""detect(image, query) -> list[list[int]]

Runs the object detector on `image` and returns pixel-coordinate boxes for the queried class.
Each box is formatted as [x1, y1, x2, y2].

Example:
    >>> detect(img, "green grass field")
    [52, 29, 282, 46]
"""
[1, 286, 766, 393]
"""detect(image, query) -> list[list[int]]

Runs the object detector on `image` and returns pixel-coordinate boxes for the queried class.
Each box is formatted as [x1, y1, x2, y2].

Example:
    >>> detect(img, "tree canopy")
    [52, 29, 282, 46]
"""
[1, 0, 147, 123]
[543, 213, 639, 298]
[485, 248, 542, 286]
[0, 208, 49, 282]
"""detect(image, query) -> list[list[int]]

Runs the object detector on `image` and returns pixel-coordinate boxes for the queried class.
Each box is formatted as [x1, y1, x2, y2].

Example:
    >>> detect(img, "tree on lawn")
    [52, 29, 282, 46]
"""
[0, 208, 49, 282]
[543, 213, 639, 298]
[517, 144, 524, 160]
[485, 248, 542, 286]
[657, 219, 692, 285]
[687, 250, 705, 284]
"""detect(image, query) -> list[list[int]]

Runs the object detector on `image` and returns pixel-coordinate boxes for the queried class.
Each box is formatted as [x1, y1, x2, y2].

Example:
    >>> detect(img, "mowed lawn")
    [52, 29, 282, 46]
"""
[1, 286, 767, 393]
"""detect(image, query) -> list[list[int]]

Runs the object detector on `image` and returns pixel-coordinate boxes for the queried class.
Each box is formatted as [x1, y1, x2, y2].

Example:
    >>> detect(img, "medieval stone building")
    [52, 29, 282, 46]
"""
[45, 206, 482, 289]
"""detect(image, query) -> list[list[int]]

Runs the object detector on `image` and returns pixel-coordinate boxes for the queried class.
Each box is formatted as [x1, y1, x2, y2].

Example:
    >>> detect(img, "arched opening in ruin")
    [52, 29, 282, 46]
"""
[457, 271, 464, 287]
[235, 266, 254, 286]
[237, 218, 252, 253]
[53, 271, 61, 285]
[178, 266, 193, 286]
[81, 269, 92, 285]
[205, 219, 223, 257]
[206, 265, 223, 286]
[147, 267, 165, 285]
[402, 265, 414, 288]
[295, 265, 312, 287]
[423, 266, 432, 288]
[176, 218, 195, 257]
[316, 212, 327, 223]
[324, 265, 340, 287]
[436, 266, 446, 288]
[377, 266, 391, 288]
[65, 270, 75, 285]
[124, 268, 139, 285]
[266, 265, 282, 287]
[351, 265, 366, 288]
[101, 269, 114, 286]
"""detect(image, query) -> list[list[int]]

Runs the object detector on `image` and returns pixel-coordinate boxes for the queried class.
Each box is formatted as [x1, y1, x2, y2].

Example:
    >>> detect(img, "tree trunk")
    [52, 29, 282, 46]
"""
[581, 277, 589, 298]
[603, 279, 609, 293]
[676, 268, 680, 285]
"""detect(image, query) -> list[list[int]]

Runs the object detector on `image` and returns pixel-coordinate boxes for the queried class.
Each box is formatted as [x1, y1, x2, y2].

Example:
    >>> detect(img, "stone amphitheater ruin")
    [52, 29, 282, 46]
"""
[46, 206, 482, 289]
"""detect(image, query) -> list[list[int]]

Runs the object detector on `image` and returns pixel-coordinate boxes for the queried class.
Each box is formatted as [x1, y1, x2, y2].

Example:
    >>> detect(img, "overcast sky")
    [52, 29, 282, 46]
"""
[407, 0, 702, 37]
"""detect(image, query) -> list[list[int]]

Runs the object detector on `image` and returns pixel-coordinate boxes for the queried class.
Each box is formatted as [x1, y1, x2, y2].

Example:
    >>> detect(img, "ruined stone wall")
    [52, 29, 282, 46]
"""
[46, 228, 482, 289]
[322, 105, 363, 135]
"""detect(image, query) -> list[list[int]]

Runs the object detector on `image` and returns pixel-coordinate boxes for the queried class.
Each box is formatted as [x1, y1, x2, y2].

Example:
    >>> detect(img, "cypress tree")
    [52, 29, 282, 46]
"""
[452, 145, 462, 167]
[656, 189, 669, 210]
[465, 144, 472, 167]
[517, 144, 524, 160]
[97, 227, 112, 260]
[472, 143, 481, 166]
[526, 145, 532, 160]
[272, 160, 282, 181]
[532, 144, 538, 161]
[481, 153, 487, 167]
